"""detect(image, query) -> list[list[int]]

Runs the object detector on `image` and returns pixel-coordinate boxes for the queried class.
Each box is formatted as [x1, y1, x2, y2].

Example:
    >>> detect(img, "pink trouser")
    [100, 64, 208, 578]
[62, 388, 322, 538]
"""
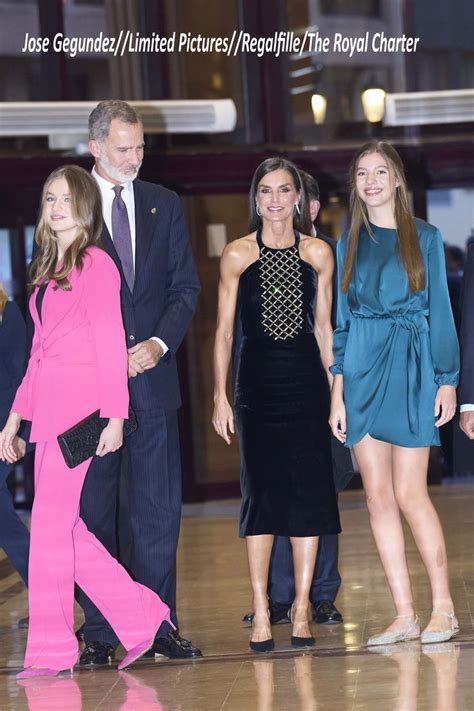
[24, 440, 171, 671]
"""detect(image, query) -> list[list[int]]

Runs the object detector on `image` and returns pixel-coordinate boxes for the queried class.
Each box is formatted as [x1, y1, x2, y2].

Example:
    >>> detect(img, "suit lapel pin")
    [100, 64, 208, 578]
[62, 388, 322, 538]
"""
[151, 207, 157, 214]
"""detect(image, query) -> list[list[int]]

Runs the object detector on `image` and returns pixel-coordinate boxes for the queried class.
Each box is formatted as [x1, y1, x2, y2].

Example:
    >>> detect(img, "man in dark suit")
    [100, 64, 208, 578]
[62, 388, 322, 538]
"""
[440, 244, 465, 475]
[78, 101, 201, 664]
[0, 297, 30, 588]
[459, 241, 474, 440]
[444, 245, 465, 333]
[243, 172, 352, 627]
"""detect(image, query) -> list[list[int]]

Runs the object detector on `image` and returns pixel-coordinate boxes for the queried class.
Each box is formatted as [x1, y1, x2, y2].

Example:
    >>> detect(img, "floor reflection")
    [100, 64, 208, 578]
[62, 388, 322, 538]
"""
[293, 655, 317, 711]
[253, 659, 274, 711]
[253, 655, 317, 710]
[17, 670, 166, 711]
[118, 671, 164, 710]
[17, 677, 81, 711]
[422, 643, 459, 711]
[368, 642, 459, 711]
[249, 642, 461, 711]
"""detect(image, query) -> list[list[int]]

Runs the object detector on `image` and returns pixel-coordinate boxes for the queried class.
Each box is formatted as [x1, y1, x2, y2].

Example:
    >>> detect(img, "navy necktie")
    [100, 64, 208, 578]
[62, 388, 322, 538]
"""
[111, 185, 134, 292]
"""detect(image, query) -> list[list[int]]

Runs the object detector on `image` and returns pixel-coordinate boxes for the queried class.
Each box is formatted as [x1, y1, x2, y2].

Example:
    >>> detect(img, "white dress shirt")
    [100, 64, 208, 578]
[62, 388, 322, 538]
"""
[92, 166, 168, 355]
[92, 166, 136, 265]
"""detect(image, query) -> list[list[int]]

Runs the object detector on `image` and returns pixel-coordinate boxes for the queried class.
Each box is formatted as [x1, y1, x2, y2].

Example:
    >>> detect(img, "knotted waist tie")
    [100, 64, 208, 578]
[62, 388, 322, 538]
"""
[28, 338, 54, 409]
[352, 311, 429, 435]
[24, 336, 62, 418]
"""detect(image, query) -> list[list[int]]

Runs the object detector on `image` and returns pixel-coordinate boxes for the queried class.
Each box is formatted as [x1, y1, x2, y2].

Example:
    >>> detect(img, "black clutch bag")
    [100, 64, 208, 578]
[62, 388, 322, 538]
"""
[57, 407, 137, 469]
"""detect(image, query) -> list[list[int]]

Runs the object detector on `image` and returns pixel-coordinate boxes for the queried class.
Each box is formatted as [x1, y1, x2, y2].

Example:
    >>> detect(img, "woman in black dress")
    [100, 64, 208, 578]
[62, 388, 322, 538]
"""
[213, 158, 340, 651]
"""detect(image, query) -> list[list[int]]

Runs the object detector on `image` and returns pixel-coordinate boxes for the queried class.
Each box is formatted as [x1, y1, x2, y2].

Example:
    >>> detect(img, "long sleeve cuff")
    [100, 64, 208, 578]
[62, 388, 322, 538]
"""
[150, 336, 169, 355]
[434, 374, 459, 386]
[460, 404, 474, 412]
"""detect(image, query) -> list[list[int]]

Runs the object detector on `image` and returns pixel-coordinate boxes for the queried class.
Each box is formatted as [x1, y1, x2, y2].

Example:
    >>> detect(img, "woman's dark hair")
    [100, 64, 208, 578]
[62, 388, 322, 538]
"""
[300, 170, 320, 202]
[249, 157, 312, 234]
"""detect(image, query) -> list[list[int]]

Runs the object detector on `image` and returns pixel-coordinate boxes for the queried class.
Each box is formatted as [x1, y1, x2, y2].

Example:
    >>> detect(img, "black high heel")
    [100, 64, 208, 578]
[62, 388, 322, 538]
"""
[250, 638, 275, 653]
[291, 635, 315, 648]
[289, 606, 315, 648]
[250, 611, 274, 654]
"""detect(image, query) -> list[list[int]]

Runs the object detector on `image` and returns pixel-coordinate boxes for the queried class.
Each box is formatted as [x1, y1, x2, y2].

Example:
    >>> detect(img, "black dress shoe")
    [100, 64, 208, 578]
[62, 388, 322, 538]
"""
[143, 629, 203, 659]
[242, 601, 291, 626]
[312, 600, 343, 625]
[75, 624, 85, 642]
[79, 641, 115, 666]
[18, 617, 29, 629]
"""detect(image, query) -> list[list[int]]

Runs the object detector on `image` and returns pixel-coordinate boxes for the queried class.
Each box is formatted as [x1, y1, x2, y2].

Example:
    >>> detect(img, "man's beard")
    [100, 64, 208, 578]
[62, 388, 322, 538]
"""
[99, 154, 141, 184]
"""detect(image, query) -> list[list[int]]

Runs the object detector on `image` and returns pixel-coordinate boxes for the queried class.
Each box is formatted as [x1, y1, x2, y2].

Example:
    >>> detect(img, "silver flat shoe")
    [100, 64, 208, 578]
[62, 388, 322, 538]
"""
[367, 614, 420, 647]
[420, 610, 459, 644]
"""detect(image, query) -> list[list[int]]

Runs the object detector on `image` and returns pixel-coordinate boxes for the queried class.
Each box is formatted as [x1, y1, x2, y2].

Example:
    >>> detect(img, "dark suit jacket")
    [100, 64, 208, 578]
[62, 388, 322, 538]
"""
[447, 272, 463, 334]
[459, 243, 474, 405]
[316, 231, 354, 491]
[100, 179, 200, 411]
[316, 231, 337, 325]
[0, 301, 27, 429]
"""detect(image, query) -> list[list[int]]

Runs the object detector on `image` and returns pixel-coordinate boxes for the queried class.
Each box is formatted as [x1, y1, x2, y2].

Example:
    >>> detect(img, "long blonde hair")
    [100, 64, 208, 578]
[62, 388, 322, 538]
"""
[30, 165, 103, 290]
[341, 140, 425, 294]
[0, 284, 8, 323]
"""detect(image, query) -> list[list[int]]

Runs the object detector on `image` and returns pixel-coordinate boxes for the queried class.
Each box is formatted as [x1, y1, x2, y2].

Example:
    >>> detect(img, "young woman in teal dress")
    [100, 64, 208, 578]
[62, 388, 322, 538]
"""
[330, 140, 460, 645]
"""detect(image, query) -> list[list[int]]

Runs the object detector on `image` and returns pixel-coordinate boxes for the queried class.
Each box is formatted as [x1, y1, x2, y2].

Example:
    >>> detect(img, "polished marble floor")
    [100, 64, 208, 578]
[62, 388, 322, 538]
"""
[0, 484, 473, 710]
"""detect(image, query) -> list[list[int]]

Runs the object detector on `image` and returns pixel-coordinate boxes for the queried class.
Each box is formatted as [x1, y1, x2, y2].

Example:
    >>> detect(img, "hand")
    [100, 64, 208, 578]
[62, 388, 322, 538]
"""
[0, 412, 22, 463]
[212, 398, 235, 445]
[128, 353, 145, 378]
[329, 398, 346, 444]
[12, 437, 26, 461]
[96, 419, 124, 457]
[128, 340, 163, 375]
[434, 385, 457, 427]
[460, 410, 474, 439]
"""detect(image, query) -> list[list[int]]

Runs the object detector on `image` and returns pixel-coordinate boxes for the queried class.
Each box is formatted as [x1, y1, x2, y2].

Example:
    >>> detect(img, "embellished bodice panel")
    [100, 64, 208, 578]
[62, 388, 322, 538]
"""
[237, 229, 318, 341]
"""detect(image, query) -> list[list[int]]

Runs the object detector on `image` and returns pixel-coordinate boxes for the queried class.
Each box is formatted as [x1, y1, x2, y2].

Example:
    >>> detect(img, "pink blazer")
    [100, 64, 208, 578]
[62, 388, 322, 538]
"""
[12, 246, 129, 442]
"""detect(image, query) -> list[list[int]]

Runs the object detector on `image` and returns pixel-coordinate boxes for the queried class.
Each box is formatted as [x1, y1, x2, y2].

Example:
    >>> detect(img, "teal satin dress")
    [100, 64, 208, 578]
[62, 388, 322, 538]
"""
[331, 219, 460, 448]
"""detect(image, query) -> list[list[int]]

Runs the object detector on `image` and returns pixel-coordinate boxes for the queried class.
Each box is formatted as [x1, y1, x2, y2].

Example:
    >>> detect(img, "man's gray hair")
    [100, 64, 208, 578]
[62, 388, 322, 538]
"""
[88, 100, 142, 142]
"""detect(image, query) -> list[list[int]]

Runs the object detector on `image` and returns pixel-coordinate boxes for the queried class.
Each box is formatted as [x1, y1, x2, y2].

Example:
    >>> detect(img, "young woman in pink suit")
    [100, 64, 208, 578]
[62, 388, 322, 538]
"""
[0, 165, 172, 678]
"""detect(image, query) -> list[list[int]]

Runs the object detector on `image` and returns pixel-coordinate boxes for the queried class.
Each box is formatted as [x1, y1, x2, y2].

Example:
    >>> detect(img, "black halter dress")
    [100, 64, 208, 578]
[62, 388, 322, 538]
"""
[234, 229, 341, 538]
